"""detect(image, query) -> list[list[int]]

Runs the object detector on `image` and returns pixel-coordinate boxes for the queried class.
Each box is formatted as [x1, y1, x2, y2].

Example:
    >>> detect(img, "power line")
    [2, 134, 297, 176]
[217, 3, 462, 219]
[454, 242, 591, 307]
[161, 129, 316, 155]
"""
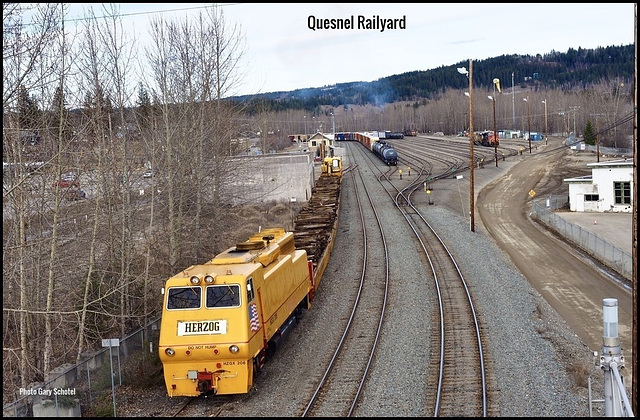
[537, 110, 635, 155]
[62, 4, 239, 23]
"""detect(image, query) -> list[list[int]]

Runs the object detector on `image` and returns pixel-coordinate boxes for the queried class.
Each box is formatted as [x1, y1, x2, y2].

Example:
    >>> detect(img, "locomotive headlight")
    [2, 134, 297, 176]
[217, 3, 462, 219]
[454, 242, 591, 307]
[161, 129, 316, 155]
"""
[165, 348, 176, 356]
[204, 275, 215, 284]
[229, 345, 240, 354]
[190, 276, 200, 285]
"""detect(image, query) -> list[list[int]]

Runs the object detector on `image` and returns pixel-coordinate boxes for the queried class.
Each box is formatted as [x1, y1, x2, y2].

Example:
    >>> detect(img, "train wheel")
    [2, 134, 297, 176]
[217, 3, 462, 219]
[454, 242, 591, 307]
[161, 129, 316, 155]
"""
[253, 358, 259, 379]
[253, 349, 266, 378]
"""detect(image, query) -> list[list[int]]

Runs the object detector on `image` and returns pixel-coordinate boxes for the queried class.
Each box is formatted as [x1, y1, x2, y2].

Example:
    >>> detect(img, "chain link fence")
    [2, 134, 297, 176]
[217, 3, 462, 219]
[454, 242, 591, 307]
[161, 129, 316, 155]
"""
[530, 195, 632, 280]
[3, 318, 162, 417]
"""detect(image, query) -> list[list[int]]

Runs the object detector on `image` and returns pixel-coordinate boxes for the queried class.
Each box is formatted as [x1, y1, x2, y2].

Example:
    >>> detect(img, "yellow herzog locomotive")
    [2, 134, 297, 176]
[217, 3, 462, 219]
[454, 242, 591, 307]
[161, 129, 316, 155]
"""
[159, 228, 320, 397]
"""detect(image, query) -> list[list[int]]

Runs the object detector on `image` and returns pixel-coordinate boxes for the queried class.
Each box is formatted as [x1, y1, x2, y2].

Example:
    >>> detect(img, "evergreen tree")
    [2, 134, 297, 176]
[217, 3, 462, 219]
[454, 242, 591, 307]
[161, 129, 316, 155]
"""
[17, 85, 40, 130]
[583, 120, 596, 145]
[136, 82, 153, 132]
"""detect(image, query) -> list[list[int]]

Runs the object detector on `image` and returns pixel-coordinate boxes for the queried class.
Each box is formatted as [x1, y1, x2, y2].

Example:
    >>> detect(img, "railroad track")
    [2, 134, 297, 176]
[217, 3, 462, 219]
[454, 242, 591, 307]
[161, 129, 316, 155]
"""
[356, 139, 490, 416]
[301, 155, 389, 417]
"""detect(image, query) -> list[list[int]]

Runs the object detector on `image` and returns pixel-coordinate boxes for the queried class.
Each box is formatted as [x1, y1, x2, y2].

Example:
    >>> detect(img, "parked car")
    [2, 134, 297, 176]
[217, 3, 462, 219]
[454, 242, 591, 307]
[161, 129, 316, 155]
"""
[143, 169, 153, 178]
[52, 172, 79, 188]
[64, 188, 86, 201]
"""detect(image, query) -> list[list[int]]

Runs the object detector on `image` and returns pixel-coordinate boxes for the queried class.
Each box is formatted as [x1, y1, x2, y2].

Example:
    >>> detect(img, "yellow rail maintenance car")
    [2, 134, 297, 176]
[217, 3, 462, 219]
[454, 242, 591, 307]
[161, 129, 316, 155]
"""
[321, 155, 343, 176]
[159, 228, 319, 397]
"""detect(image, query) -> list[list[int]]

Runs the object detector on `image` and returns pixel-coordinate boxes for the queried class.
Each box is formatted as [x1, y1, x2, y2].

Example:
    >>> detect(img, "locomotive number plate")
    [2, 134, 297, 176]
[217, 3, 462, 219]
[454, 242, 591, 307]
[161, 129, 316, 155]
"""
[177, 320, 227, 336]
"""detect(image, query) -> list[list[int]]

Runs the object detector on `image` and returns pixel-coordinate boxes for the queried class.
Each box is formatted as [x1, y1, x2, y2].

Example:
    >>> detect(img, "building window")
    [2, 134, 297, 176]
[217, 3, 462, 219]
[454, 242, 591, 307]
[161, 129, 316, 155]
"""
[584, 194, 599, 201]
[613, 182, 631, 205]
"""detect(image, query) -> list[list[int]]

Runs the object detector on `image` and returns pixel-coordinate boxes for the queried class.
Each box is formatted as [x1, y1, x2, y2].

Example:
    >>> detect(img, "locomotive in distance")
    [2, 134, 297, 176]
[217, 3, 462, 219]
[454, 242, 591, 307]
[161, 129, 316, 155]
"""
[307, 15, 406, 32]
[460, 130, 499, 147]
[335, 132, 398, 166]
[158, 157, 342, 397]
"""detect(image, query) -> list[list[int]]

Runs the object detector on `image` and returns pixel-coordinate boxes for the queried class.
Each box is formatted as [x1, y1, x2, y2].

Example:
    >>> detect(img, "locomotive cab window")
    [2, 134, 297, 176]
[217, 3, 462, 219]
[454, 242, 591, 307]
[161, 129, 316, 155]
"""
[246, 278, 255, 302]
[206, 284, 241, 308]
[167, 287, 201, 310]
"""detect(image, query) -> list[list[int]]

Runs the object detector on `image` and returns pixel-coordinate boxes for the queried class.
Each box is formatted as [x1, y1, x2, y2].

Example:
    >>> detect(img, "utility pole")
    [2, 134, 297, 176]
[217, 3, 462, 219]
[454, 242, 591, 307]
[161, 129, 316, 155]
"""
[591, 113, 605, 162]
[524, 97, 531, 153]
[468, 60, 475, 233]
[512, 72, 516, 128]
[570, 106, 580, 137]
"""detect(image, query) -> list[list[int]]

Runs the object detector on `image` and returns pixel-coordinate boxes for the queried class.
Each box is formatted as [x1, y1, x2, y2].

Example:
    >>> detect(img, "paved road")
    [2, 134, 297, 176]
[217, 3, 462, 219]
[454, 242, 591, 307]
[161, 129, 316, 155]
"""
[475, 136, 634, 387]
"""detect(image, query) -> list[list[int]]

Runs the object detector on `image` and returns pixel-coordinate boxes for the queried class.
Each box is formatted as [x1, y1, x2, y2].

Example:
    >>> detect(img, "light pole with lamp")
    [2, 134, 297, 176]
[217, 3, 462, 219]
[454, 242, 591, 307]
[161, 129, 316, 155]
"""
[488, 95, 498, 167]
[542, 99, 548, 145]
[523, 97, 531, 153]
[331, 112, 335, 135]
[457, 59, 475, 232]
[304, 115, 307, 139]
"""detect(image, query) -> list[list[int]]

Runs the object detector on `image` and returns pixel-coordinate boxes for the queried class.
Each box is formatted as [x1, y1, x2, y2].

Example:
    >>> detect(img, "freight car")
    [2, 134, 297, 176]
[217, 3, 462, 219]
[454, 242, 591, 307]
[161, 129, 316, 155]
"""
[334, 132, 398, 166]
[386, 131, 405, 139]
[371, 140, 398, 165]
[158, 166, 341, 397]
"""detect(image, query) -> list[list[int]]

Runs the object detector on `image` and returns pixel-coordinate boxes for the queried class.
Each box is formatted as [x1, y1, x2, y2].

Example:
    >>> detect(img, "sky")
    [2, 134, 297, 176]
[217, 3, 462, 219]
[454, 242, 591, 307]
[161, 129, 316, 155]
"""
[59, 3, 636, 97]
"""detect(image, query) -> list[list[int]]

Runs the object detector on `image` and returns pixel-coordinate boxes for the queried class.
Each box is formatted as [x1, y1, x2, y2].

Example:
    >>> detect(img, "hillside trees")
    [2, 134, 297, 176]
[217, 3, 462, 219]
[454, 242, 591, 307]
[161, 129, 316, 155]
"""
[2, 3, 247, 400]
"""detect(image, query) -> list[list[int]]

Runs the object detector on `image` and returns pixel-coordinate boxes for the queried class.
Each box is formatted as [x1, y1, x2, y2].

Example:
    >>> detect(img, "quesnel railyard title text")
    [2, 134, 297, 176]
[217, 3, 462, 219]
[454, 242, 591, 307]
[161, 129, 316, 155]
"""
[308, 15, 406, 32]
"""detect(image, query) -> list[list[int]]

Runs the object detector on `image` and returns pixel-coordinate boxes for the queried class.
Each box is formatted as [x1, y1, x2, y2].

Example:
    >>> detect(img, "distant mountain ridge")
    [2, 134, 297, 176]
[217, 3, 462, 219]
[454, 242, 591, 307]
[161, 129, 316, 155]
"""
[231, 44, 634, 111]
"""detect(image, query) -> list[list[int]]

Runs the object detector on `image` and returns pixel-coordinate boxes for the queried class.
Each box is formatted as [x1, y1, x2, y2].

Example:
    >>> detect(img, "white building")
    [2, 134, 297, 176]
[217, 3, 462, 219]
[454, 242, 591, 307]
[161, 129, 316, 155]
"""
[307, 132, 335, 158]
[563, 159, 633, 212]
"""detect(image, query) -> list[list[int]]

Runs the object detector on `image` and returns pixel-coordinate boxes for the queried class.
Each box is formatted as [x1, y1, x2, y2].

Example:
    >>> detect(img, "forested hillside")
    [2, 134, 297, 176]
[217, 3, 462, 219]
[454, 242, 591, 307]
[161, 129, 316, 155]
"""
[235, 44, 635, 113]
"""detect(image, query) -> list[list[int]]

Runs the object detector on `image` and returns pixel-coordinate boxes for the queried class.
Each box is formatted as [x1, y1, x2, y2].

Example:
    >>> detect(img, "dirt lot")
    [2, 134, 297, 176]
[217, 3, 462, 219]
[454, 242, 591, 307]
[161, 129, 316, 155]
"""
[470, 136, 634, 390]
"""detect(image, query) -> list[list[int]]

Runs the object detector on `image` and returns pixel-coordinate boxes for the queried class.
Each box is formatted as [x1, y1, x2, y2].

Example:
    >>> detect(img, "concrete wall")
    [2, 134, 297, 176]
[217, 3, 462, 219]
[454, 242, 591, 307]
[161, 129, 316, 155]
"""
[224, 152, 315, 206]
[33, 400, 81, 417]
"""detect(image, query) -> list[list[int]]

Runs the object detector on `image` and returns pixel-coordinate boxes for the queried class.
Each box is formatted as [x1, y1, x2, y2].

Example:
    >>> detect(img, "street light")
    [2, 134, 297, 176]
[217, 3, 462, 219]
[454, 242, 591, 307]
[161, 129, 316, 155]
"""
[304, 115, 307, 138]
[488, 95, 498, 167]
[458, 59, 475, 232]
[523, 97, 531, 153]
[330, 112, 335, 135]
[489, 77, 501, 167]
[542, 99, 548, 145]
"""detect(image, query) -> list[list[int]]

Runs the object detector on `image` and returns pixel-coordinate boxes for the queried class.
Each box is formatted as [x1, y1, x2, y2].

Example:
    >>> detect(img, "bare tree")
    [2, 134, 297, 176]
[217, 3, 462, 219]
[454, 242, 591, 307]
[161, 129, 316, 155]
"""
[144, 5, 245, 271]
[3, 2, 64, 389]
[95, 3, 138, 337]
